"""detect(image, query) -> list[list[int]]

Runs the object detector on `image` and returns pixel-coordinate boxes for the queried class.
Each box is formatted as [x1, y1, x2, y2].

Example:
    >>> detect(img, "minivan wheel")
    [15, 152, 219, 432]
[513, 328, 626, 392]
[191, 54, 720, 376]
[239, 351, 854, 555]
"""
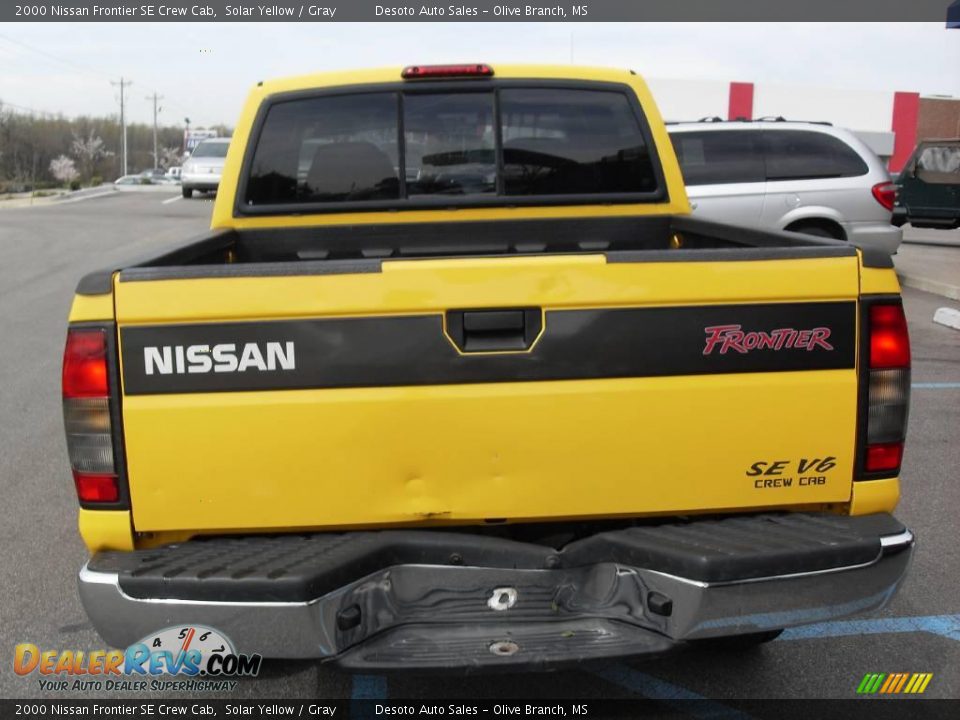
[785, 220, 845, 240]
[182, 187, 193, 199]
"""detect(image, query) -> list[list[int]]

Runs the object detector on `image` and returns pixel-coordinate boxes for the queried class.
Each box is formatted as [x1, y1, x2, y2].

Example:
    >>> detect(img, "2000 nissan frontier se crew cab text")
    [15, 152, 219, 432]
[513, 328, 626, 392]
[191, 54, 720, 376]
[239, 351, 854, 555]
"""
[64, 64, 914, 671]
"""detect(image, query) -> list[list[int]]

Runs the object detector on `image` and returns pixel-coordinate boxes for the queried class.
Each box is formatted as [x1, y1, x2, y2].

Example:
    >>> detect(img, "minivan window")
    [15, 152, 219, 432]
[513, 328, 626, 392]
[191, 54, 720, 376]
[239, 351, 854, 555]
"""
[192, 141, 230, 158]
[763, 130, 868, 181]
[242, 85, 660, 209]
[500, 88, 658, 195]
[669, 130, 764, 186]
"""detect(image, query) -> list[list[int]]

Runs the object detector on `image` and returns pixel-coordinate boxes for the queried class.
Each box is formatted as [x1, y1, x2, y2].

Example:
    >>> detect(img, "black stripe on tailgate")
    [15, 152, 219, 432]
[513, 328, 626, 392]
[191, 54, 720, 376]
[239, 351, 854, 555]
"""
[120, 302, 856, 395]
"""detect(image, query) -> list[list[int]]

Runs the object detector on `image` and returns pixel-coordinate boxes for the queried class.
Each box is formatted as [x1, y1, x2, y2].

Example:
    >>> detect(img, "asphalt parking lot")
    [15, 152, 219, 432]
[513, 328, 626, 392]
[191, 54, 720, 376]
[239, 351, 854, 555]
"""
[0, 191, 958, 704]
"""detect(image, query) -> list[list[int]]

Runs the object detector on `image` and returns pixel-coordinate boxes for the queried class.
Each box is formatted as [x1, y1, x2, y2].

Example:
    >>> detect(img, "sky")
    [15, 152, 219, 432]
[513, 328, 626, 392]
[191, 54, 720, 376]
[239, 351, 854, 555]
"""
[0, 22, 957, 127]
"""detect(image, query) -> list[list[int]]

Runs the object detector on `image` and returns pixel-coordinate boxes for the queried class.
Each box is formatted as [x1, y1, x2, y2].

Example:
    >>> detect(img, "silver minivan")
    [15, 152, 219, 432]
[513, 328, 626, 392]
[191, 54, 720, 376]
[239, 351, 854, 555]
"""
[668, 120, 902, 254]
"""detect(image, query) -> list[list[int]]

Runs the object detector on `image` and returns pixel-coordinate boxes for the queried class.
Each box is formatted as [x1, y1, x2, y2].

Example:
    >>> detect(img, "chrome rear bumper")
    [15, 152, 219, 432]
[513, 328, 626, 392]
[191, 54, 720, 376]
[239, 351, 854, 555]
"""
[78, 525, 913, 668]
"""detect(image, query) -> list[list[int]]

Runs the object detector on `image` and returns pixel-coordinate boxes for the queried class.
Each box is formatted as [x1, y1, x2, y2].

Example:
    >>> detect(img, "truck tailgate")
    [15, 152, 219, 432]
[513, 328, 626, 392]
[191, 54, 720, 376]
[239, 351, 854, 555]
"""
[114, 254, 861, 532]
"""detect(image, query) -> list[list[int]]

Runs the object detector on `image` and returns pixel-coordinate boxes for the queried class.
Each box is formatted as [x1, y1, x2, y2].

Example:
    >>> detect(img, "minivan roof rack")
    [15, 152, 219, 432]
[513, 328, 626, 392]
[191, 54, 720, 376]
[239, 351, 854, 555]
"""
[665, 117, 834, 126]
[755, 116, 833, 126]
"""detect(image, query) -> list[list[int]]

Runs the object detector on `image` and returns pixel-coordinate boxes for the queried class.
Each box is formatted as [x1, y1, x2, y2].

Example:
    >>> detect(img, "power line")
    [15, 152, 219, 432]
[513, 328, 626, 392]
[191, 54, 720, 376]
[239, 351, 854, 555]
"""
[0, 33, 205, 129]
[0, 32, 113, 82]
[0, 98, 64, 117]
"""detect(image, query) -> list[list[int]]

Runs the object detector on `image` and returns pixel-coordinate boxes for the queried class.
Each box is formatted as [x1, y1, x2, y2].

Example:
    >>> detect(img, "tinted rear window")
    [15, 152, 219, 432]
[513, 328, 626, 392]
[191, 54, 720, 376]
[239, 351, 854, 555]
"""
[242, 85, 660, 209]
[245, 93, 400, 205]
[763, 130, 868, 181]
[501, 88, 658, 195]
[404, 93, 496, 197]
[669, 130, 764, 186]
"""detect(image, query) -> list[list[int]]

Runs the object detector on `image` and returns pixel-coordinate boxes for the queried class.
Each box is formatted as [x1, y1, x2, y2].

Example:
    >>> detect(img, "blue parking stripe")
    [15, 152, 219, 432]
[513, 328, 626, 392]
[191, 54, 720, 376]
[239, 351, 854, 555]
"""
[350, 674, 388, 700]
[589, 663, 752, 719]
[780, 614, 960, 642]
[911, 382, 960, 389]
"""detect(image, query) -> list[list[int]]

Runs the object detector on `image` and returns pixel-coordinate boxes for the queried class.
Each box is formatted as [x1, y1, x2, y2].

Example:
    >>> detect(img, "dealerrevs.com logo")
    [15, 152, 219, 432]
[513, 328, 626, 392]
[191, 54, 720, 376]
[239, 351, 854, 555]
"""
[703, 324, 834, 355]
[14, 625, 262, 692]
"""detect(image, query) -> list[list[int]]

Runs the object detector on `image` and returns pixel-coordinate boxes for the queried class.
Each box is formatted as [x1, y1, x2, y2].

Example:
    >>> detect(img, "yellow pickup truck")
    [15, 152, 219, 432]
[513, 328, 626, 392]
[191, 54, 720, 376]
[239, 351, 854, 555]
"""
[65, 64, 914, 671]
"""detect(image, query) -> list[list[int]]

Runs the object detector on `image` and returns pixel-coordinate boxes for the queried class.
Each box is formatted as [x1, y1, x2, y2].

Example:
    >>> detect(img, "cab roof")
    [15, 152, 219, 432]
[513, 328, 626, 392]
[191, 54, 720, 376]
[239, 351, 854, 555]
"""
[256, 64, 638, 94]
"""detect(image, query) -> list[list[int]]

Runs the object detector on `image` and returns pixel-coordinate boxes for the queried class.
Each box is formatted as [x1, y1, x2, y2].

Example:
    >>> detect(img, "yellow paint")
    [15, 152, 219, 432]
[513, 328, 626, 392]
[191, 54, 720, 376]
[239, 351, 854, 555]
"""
[78, 509, 134, 552]
[210, 65, 690, 231]
[848, 477, 900, 515]
[123, 368, 860, 532]
[114, 255, 859, 324]
[72, 64, 908, 549]
[68, 293, 114, 323]
[860, 262, 901, 296]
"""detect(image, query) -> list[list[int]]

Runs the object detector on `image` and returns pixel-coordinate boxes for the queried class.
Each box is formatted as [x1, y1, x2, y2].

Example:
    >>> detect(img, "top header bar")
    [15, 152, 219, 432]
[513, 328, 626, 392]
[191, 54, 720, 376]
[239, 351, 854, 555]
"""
[4, 0, 958, 22]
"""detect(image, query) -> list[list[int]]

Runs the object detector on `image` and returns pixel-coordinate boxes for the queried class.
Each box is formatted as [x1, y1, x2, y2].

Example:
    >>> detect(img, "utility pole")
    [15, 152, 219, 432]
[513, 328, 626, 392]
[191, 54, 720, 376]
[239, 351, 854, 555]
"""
[111, 77, 132, 175]
[146, 92, 163, 169]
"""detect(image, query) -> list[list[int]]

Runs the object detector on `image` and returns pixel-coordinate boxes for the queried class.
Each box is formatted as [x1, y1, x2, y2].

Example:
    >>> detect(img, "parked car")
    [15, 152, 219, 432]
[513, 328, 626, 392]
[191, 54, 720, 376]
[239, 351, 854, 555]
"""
[893, 139, 960, 229]
[181, 137, 231, 198]
[114, 174, 177, 187]
[668, 119, 902, 254]
[165, 166, 182, 181]
[68, 65, 913, 670]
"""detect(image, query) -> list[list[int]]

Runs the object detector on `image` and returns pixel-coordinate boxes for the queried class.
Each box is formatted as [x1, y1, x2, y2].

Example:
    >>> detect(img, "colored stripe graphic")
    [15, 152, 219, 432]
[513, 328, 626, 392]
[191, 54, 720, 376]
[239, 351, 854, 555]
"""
[879, 674, 896, 693]
[857, 672, 933, 694]
[894, 673, 909, 693]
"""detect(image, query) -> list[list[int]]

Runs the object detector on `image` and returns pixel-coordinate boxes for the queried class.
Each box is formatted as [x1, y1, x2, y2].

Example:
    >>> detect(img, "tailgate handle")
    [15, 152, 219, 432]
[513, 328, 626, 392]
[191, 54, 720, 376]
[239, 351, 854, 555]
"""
[445, 308, 542, 353]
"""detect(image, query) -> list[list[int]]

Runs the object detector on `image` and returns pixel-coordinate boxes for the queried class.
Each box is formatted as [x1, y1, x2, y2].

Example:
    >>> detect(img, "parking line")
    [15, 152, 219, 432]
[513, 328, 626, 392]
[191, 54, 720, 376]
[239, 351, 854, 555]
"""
[161, 195, 182, 205]
[588, 664, 752, 719]
[350, 674, 388, 700]
[911, 382, 960, 389]
[780, 614, 960, 642]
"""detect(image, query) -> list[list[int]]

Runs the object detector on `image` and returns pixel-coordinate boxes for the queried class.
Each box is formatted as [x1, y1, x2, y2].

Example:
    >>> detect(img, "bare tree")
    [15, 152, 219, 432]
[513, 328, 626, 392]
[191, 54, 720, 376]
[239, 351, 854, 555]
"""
[159, 145, 183, 170]
[49, 155, 79, 185]
[71, 131, 113, 180]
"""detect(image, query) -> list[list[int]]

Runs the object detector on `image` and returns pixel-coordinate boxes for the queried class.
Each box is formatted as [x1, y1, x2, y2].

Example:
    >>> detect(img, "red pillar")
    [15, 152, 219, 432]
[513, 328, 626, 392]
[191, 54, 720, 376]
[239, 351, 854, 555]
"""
[889, 92, 920, 173]
[728, 82, 754, 121]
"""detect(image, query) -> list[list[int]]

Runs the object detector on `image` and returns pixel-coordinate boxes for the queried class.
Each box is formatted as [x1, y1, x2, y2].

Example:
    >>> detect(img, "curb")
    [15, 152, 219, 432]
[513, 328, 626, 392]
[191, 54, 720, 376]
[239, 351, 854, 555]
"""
[901, 239, 960, 249]
[897, 272, 960, 301]
[53, 189, 118, 205]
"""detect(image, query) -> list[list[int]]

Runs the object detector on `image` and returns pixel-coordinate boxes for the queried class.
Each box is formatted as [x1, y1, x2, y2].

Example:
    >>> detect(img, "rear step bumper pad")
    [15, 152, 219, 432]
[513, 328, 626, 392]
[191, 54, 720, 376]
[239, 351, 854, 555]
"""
[78, 514, 914, 667]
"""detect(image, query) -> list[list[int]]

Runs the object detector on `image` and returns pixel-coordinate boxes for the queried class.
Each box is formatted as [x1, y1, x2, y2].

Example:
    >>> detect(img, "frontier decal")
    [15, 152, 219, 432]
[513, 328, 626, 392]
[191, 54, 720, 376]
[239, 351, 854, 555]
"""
[703, 325, 833, 355]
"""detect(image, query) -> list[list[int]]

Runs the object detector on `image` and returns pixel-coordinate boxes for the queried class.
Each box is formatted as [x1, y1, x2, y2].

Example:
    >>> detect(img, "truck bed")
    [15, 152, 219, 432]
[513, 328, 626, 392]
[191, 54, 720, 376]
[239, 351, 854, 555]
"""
[76, 215, 890, 294]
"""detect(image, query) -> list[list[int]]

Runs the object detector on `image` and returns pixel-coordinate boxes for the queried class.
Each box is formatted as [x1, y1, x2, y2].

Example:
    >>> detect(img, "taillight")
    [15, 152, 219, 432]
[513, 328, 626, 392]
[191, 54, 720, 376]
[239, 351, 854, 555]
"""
[62, 328, 119, 505]
[871, 181, 896, 212]
[860, 302, 910, 476]
[402, 63, 494, 80]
